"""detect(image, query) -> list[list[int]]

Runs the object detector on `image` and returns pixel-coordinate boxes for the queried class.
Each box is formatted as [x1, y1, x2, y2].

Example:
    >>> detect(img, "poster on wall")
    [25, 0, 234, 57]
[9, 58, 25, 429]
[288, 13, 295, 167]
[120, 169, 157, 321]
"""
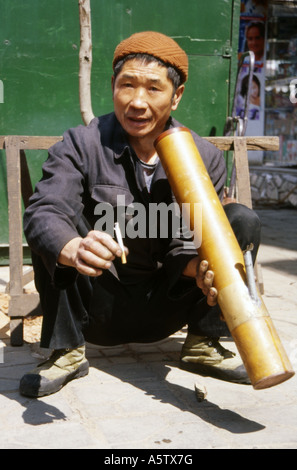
[236, 0, 268, 163]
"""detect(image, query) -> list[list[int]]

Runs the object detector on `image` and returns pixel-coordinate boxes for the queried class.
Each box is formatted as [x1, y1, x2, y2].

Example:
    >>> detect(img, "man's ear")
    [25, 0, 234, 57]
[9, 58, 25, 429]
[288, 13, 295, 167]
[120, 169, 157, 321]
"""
[111, 75, 115, 95]
[171, 85, 185, 111]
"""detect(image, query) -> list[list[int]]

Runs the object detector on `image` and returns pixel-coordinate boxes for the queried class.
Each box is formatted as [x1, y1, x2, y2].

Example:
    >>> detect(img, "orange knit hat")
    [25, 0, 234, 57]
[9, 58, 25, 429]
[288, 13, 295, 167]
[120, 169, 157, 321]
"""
[113, 31, 188, 83]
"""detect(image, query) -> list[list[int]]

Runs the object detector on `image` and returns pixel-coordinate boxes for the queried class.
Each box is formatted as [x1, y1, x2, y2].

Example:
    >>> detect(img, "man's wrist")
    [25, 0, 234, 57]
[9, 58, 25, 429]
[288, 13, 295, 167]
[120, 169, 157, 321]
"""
[57, 237, 82, 268]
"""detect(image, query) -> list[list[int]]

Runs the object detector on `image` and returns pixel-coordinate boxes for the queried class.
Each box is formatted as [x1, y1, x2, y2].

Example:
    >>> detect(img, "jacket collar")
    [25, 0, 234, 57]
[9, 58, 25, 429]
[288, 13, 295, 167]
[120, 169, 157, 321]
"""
[112, 117, 131, 158]
[113, 115, 176, 160]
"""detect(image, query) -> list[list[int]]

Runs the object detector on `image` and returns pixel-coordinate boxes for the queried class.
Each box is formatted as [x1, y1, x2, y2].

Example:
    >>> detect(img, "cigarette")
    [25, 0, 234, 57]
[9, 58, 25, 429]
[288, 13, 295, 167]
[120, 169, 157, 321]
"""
[114, 222, 127, 264]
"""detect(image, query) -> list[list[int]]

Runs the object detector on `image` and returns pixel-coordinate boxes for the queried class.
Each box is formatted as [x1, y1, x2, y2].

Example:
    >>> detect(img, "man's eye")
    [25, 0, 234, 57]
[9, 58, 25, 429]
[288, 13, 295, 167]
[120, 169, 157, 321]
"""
[119, 82, 132, 89]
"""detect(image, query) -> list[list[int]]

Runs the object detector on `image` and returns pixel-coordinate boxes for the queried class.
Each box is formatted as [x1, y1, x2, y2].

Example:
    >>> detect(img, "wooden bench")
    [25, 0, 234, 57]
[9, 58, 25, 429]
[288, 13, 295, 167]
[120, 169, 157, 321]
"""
[0, 135, 279, 345]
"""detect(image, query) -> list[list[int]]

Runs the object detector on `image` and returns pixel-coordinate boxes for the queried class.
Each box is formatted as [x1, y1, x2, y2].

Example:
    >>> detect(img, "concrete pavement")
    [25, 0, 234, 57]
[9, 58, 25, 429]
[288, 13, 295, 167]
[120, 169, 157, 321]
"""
[0, 207, 296, 450]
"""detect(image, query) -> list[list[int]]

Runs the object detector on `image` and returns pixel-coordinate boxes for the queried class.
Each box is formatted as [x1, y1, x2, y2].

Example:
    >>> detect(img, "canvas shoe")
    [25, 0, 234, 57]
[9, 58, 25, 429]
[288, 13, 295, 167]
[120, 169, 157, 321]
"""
[19, 345, 89, 397]
[180, 334, 250, 384]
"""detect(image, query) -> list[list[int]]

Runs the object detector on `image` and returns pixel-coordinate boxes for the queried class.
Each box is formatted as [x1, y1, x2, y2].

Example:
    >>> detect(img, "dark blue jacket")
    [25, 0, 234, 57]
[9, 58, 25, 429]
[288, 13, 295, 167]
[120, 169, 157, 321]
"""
[24, 113, 226, 288]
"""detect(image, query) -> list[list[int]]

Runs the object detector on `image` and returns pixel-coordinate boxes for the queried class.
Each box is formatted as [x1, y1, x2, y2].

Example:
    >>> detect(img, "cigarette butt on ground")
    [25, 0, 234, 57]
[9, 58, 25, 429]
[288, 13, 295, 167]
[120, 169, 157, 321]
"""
[194, 382, 207, 402]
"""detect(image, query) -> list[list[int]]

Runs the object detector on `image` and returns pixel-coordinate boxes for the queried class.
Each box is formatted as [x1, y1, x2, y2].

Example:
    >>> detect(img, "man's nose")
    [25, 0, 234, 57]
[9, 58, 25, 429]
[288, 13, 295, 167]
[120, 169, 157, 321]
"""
[130, 88, 148, 108]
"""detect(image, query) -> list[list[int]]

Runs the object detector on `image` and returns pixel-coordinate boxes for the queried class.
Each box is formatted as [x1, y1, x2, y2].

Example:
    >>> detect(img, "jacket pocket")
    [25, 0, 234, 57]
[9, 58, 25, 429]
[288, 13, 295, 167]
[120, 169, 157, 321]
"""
[91, 184, 134, 207]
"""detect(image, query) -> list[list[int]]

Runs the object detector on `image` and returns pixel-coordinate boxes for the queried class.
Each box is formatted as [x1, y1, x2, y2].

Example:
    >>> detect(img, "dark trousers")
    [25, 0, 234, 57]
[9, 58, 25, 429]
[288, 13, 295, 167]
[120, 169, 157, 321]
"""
[34, 203, 261, 350]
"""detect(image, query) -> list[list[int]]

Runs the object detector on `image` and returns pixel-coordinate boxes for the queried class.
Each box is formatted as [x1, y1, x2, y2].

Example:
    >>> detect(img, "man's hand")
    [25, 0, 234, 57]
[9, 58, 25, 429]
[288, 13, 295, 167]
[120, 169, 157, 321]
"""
[195, 260, 217, 306]
[58, 230, 127, 277]
[183, 256, 217, 306]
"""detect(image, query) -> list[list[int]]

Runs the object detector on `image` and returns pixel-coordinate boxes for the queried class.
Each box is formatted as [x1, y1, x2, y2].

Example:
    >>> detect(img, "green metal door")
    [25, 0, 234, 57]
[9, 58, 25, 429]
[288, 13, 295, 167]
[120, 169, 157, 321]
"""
[0, 0, 240, 263]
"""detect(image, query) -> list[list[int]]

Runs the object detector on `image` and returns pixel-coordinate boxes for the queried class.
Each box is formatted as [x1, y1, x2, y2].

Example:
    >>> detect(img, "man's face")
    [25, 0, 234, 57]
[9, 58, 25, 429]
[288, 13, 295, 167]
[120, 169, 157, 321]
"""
[112, 58, 184, 144]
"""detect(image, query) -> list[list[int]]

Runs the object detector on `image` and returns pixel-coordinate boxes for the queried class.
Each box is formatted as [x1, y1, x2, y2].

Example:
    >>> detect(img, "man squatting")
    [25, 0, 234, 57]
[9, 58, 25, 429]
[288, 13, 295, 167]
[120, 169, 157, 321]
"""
[20, 32, 261, 397]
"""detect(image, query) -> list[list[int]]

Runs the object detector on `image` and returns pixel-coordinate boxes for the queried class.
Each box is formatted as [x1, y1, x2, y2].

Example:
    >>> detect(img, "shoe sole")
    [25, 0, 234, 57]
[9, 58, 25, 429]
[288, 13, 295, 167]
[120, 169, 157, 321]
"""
[179, 360, 251, 385]
[20, 361, 89, 398]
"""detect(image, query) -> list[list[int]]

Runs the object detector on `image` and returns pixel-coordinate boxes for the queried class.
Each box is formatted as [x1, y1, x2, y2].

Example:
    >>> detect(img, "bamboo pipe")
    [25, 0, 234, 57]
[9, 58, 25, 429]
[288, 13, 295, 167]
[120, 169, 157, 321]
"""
[155, 127, 294, 390]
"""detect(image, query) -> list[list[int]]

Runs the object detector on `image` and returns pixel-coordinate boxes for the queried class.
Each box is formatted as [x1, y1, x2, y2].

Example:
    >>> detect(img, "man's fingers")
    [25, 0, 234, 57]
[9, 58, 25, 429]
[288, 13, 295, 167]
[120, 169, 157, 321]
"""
[77, 247, 113, 270]
[76, 258, 103, 277]
[207, 287, 218, 306]
[196, 260, 208, 289]
[74, 230, 128, 276]
[196, 261, 214, 289]
[197, 260, 208, 277]
[196, 259, 218, 306]
[80, 230, 126, 262]
[90, 231, 122, 257]
[204, 270, 214, 288]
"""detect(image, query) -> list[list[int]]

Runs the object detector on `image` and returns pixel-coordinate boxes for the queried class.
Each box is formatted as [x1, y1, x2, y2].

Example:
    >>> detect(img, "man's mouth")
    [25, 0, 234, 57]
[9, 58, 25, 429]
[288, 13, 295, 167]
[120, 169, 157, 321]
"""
[127, 116, 151, 125]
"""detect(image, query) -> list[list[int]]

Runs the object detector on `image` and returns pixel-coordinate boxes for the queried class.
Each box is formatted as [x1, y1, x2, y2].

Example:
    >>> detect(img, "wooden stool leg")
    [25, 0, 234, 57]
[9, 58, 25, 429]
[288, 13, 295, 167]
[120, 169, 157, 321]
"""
[234, 138, 264, 293]
[10, 318, 24, 346]
[5, 136, 25, 345]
